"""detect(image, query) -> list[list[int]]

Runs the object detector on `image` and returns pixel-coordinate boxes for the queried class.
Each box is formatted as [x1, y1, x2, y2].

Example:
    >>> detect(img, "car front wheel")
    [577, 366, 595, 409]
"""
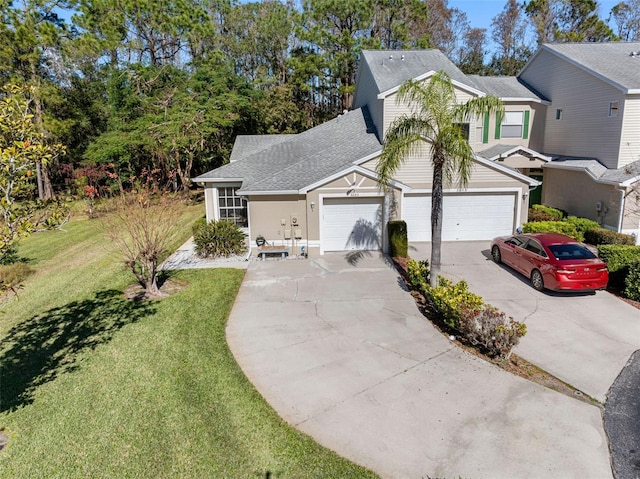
[531, 269, 544, 291]
[491, 245, 501, 264]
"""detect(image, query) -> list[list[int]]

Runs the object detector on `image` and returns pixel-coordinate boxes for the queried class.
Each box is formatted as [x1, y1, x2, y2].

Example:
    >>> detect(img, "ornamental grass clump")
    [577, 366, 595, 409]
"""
[193, 219, 247, 258]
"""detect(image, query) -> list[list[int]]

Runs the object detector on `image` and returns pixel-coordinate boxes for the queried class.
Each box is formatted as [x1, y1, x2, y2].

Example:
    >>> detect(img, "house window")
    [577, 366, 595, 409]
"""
[555, 109, 563, 120]
[501, 111, 524, 138]
[453, 122, 470, 141]
[609, 101, 619, 117]
[218, 187, 248, 227]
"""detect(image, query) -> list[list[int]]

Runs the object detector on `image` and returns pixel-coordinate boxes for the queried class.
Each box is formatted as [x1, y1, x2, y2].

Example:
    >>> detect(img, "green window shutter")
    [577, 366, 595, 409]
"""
[495, 112, 502, 139]
[523, 110, 530, 139]
[482, 112, 489, 143]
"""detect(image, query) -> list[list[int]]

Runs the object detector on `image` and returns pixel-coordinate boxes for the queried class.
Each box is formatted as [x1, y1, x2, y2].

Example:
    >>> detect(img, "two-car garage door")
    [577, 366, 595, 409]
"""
[403, 193, 516, 242]
[320, 193, 515, 252]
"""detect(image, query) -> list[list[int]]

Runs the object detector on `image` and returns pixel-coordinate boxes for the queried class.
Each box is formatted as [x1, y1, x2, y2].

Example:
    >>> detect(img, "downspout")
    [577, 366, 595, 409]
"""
[244, 195, 252, 261]
[616, 186, 626, 233]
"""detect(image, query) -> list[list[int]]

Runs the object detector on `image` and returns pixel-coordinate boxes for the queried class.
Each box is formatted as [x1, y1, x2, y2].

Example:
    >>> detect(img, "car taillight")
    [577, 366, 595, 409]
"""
[556, 268, 575, 274]
[596, 267, 608, 272]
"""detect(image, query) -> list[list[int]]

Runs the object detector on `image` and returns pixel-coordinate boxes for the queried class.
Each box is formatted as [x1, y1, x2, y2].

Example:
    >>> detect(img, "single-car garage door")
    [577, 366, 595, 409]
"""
[322, 197, 383, 251]
[403, 193, 515, 241]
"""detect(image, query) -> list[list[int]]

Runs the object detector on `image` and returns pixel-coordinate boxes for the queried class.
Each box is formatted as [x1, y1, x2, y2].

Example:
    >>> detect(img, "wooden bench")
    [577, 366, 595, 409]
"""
[258, 246, 289, 260]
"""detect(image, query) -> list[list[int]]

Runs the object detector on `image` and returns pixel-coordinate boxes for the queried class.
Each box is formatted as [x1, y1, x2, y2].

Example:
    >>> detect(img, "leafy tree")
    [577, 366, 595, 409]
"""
[376, 72, 503, 286]
[489, 0, 532, 75]
[370, 0, 430, 49]
[0, 84, 65, 266]
[457, 27, 488, 75]
[524, 0, 617, 44]
[609, 0, 640, 40]
[296, 0, 378, 113]
[217, 0, 295, 86]
[0, 0, 75, 200]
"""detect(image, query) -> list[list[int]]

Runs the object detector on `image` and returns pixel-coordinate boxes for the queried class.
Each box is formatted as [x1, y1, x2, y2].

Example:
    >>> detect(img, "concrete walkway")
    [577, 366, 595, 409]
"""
[226, 252, 612, 479]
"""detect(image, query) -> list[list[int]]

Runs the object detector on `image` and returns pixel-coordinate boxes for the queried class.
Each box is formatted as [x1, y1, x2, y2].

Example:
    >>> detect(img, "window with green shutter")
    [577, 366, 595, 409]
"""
[500, 111, 527, 139]
[483, 112, 489, 143]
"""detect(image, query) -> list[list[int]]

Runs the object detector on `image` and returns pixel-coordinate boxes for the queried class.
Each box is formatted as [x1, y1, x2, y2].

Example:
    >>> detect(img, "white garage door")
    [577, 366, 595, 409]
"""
[403, 193, 515, 241]
[322, 197, 383, 252]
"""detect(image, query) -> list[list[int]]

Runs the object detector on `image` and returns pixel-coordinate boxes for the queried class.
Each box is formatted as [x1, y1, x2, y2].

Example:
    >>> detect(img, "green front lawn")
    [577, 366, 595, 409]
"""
[0, 208, 378, 478]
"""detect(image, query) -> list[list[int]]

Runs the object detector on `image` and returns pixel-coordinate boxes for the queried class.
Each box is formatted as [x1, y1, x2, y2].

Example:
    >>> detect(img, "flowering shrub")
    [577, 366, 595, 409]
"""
[406, 259, 430, 290]
[427, 276, 484, 328]
[458, 305, 527, 358]
[404, 259, 526, 357]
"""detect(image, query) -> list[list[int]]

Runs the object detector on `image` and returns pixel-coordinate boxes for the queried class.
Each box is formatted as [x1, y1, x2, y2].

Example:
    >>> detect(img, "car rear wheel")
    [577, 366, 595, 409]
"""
[531, 269, 544, 291]
[491, 245, 501, 264]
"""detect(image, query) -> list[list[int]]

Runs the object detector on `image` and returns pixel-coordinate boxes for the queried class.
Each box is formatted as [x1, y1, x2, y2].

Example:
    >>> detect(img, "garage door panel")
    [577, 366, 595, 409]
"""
[322, 197, 383, 252]
[403, 193, 515, 242]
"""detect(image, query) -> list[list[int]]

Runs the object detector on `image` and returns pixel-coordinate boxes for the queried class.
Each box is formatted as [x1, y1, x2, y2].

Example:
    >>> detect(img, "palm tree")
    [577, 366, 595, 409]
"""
[376, 70, 503, 287]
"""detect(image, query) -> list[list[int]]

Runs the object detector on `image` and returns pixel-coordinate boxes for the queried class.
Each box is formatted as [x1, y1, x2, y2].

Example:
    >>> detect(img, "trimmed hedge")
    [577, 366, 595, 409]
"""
[564, 216, 599, 236]
[584, 227, 636, 246]
[522, 221, 580, 240]
[624, 262, 640, 301]
[531, 204, 564, 220]
[388, 220, 408, 258]
[598, 244, 640, 289]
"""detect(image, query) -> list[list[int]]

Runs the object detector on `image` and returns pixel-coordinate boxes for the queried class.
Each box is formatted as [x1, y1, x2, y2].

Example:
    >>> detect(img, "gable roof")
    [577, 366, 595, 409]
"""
[359, 49, 480, 97]
[193, 107, 382, 194]
[521, 42, 640, 94]
[466, 75, 548, 103]
[545, 156, 640, 186]
[477, 144, 552, 162]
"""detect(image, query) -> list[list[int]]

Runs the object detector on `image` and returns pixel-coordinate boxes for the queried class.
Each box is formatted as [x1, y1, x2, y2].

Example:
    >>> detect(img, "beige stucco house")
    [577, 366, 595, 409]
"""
[193, 42, 640, 256]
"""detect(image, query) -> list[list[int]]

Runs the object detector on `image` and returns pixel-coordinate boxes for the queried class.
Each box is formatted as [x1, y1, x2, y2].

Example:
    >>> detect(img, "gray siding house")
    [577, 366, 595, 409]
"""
[194, 42, 640, 256]
[519, 42, 640, 236]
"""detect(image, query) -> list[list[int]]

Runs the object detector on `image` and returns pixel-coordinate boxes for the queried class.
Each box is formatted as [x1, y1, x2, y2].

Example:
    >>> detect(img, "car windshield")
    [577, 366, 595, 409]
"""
[547, 244, 596, 260]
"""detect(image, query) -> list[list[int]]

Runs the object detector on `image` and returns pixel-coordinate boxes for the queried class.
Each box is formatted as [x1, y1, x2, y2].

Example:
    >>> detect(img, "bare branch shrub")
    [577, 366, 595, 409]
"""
[105, 176, 181, 297]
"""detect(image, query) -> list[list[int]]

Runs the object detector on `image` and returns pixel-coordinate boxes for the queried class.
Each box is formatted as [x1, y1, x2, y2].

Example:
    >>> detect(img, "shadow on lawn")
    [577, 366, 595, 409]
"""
[0, 289, 156, 412]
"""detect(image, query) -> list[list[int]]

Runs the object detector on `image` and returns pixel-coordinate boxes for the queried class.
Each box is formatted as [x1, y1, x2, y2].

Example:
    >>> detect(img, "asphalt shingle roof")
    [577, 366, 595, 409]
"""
[361, 49, 476, 94]
[540, 42, 640, 92]
[545, 156, 640, 184]
[193, 107, 382, 193]
[229, 135, 293, 163]
[466, 75, 544, 100]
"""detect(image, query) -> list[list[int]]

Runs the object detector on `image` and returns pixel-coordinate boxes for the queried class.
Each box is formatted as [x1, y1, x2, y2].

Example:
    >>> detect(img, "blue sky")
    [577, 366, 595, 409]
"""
[450, 0, 620, 31]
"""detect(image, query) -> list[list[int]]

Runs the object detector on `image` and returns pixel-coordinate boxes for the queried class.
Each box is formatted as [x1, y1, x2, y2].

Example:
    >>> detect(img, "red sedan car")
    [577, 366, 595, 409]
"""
[490, 233, 608, 292]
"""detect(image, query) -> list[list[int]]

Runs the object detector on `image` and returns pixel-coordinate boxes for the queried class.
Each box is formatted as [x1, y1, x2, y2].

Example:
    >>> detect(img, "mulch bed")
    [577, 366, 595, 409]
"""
[391, 256, 602, 407]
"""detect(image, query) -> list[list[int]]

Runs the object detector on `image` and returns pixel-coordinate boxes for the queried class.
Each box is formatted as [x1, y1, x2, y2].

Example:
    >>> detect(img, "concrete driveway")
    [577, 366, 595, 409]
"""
[226, 253, 611, 479]
[410, 241, 640, 403]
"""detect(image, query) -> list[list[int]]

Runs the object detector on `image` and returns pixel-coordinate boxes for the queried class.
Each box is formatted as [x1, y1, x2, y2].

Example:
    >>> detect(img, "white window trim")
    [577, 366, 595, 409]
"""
[501, 111, 524, 138]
